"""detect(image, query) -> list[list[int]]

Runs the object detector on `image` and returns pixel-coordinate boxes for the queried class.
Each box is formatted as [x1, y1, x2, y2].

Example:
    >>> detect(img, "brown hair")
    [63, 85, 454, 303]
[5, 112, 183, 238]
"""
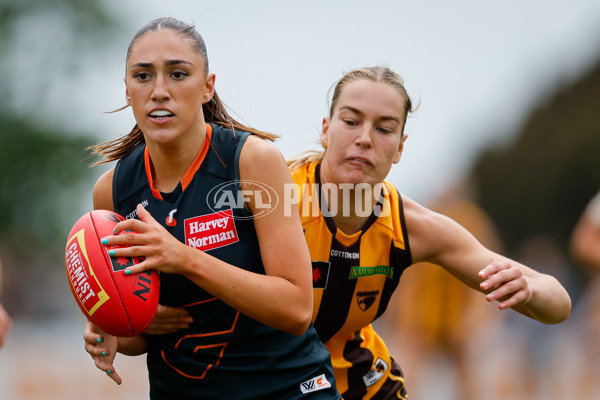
[89, 17, 277, 165]
[288, 66, 415, 171]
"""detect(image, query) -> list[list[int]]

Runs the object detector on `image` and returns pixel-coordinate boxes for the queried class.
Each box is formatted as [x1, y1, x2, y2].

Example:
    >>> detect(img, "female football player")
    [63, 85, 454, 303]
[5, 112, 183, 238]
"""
[81, 17, 341, 400]
[285, 66, 571, 399]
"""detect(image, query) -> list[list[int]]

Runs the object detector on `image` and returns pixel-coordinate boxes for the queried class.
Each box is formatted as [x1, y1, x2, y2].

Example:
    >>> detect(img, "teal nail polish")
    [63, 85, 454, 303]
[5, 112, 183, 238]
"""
[96, 337, 103, 343]
[102, 351, 107, 356]
[108, 250, 116, 256]
[101, 238, 108, 245]
[107, 369, 112, 374]
[125, 269, 131, 275]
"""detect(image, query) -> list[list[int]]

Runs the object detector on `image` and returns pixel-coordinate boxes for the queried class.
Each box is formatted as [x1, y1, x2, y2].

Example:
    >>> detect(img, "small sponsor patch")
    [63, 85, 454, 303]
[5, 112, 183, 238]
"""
[356, 290, 380, 311]
[330, 249, 360, 260]
[362, 358, 388, 387]
[349, 265, 394, 279]
[165, 208, 178, 226]
[185, 209, 239, 251]
[300, 373, 332, 395]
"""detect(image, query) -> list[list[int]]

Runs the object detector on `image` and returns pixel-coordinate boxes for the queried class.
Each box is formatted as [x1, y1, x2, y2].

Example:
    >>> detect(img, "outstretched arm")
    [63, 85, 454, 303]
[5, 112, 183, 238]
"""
[405, 195, 571, 324]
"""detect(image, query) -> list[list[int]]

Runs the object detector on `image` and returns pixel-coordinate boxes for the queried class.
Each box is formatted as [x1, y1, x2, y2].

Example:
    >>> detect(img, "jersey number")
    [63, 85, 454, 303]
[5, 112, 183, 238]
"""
[161, 298, 240, 379]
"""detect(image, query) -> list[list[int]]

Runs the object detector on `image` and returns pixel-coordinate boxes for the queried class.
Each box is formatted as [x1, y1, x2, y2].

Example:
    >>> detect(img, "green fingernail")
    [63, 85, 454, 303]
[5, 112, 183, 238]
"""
[101, 238, 108, 245]
[108, 250, 116, 256]
[125, 269, 131, 275]
[107, 369, 112, 374]
[102, 351, 107, 356]
[97, 337, 103, 343]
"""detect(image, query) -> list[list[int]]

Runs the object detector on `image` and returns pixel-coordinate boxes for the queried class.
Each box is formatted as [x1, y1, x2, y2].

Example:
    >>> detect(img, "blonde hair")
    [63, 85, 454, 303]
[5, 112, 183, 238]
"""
[288, 66, 415, 171]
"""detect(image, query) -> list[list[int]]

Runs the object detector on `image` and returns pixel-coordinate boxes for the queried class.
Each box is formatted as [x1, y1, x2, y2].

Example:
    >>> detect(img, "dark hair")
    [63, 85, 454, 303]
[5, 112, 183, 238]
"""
[90, 17, 276, 165]
[288, 66, 415, 170]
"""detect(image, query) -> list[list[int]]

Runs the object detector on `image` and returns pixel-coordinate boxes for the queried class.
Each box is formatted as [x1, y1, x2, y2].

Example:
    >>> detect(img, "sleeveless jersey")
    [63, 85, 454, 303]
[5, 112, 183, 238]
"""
[291, 161, 412, 400]
[113, 125, 340, 400]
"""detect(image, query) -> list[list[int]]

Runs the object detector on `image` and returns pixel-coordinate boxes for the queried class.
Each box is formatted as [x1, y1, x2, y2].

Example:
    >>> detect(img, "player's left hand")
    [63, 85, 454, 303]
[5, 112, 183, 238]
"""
[144, 304, 193, 335]
[84, 321, 122, 385]
[478, 261, 532, 310]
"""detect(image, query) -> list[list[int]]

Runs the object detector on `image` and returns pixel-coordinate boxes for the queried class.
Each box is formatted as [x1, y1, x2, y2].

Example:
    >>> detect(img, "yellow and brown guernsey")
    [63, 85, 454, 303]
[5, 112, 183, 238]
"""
[292, 161, 412, 400]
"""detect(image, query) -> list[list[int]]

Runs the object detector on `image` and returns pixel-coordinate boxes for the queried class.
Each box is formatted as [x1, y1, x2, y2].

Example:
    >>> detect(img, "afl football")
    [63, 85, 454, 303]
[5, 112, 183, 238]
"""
[65, 209, 159, 337]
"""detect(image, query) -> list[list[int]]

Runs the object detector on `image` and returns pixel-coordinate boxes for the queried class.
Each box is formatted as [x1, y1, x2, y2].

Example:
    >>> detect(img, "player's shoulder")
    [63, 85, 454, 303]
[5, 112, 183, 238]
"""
[399, 192, 439, 228]
[241, 134, 282, 159]
[92, 167, 115, 211]
[239, 135, 287, 177]
[401, 192, 472, 263]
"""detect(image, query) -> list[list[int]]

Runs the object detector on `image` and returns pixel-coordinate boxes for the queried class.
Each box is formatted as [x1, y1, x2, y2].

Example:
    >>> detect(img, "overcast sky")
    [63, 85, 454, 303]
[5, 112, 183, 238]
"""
[28, 0, 600, 202]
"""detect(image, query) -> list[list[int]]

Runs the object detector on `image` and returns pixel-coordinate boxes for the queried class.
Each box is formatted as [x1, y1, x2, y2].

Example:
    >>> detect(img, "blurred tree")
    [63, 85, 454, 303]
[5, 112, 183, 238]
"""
[0, 117, 94, 250]
[0, 0, 116, 245]
[471, 58, 600, 291]
[0, 0, 117, 315]
[0, 0, 117, 108]
[0, 0, 113, 36]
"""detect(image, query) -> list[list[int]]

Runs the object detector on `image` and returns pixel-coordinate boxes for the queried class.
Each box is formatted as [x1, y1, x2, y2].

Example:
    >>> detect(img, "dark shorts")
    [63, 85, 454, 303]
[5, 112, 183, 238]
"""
[369, 358, 408, 400]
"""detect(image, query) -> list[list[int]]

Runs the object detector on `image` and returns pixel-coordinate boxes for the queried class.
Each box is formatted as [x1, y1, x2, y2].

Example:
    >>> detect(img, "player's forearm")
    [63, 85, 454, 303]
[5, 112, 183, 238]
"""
[181, 249, 312, 336]
[118, 335, 149, 356]
[520, 273, 571, 324]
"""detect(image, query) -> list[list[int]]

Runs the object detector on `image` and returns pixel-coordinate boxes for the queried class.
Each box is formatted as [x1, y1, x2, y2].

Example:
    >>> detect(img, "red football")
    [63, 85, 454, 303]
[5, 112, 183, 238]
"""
[65, 209, 159, 337]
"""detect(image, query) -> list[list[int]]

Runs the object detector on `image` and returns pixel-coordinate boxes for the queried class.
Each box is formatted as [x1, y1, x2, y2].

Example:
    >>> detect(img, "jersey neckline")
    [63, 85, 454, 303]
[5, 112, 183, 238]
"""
[314, 162, 385, 240]
[144, 123, 213, 200]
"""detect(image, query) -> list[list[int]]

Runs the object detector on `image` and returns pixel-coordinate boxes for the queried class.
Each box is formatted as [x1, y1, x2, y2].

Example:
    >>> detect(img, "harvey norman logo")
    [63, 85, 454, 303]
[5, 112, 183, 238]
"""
[185, 209, 239, 251]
